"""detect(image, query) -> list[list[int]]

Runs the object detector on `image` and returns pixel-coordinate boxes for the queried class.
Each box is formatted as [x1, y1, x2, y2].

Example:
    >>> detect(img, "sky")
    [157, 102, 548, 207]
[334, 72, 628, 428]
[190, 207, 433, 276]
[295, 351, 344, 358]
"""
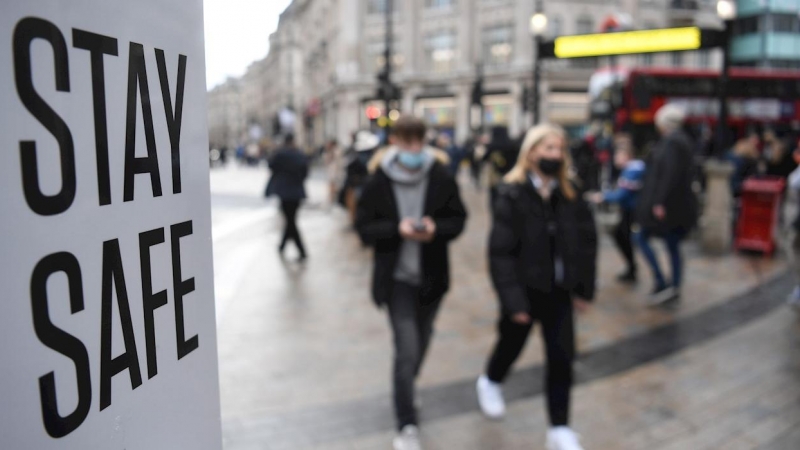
[204, 0, 292, 90]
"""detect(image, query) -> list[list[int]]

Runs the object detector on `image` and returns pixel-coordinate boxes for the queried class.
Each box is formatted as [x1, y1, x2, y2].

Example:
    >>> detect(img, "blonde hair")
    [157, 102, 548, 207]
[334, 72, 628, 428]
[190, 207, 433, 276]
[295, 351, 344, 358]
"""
[504, 123, 576, 200]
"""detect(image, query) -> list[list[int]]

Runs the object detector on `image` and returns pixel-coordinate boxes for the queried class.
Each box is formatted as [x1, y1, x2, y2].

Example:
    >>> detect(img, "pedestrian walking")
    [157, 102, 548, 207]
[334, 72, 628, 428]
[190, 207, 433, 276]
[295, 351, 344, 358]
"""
[485, 126, 519, 205]
[785, 140, 800, 312]
[590, 144, 645, 284]
[322, 139, 343, 206]
[356, 116, 467, 450]
[265, 134, 309, 260]
[476, 123, 597, 450]
[635, 104, 698, 306]
[341, 131, 380, 226]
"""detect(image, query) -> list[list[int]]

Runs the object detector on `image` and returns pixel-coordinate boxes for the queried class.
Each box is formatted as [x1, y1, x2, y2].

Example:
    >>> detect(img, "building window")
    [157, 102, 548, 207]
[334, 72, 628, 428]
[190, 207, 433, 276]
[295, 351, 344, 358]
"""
[426, 0, 455, 8]
[482, 25, 513, 67]
[772, 14, 799, 33]
[368, 0, 398, 14]
[576, 15, 595, 35]
[425, 30, 456, 73]
[366, 38, 403, 72]
[698, 50, 711, 68]
[550, 16, 562, 38]
[734, 16, 760, 35]
[671, 52, 683, 67]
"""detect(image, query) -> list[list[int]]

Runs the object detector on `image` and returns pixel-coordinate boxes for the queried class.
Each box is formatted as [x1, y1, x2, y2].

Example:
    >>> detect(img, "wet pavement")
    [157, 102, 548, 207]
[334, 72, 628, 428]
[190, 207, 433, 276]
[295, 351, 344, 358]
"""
[209, 164, 800, 450]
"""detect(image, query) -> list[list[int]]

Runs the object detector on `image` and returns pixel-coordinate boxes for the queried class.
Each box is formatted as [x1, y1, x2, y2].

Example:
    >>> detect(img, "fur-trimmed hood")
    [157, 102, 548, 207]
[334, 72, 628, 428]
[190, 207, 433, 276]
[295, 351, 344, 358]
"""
[367, 145, 451, 174]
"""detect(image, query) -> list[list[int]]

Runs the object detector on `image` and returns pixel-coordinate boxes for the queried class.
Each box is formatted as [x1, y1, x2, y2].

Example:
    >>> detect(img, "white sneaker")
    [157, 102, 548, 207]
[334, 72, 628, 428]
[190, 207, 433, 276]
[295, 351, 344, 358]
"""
[476, 375, 506, 419]
[393, 425, 422, 450]
[546, 427, 585, 450]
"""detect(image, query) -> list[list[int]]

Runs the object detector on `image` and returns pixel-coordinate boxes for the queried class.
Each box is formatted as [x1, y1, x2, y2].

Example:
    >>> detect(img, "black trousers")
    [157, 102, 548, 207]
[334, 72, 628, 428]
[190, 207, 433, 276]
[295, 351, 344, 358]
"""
[613, 208, 637, 274]
[486, 287, 575, 426]
[387, 282, 442, 430]
[279, 200, 306, 257]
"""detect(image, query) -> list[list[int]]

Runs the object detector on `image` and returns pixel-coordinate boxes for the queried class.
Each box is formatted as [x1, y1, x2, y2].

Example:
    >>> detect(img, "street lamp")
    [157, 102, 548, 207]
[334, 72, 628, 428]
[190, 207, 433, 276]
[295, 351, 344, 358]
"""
[715, 0, 737, 157]
[716, 0, 737, 21]
[530, 12, 548, 125]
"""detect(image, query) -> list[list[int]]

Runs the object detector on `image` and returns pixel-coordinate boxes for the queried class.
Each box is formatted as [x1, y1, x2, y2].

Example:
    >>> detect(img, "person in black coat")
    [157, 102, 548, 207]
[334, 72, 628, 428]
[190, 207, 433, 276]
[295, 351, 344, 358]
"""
[485, 126, 520, 204]
[265, 134, 309, 260]
[635, 105, 698, 305]
[476, 123, 597, 450]
[355, 116, 467, 450]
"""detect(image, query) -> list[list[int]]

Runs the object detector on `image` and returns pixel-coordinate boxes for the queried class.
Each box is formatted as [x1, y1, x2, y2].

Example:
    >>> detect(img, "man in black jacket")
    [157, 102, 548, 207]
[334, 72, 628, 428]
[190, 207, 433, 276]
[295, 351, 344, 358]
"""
[265, 134, 309, 260]
[356, 116, 467, 450]
[635, 105, 698, 305]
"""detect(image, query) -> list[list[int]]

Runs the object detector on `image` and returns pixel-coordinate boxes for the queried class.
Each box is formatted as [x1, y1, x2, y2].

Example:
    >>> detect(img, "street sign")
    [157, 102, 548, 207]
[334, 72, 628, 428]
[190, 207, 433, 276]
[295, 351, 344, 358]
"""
[0, 1, 222, 449]
[538, 27, 726, 59]
[557, 27, 701, 58]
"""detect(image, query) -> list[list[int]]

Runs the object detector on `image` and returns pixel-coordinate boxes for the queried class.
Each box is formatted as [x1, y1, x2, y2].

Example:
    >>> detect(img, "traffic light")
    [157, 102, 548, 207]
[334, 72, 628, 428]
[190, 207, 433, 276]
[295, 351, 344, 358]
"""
[521, 86, 530, 112]
[471, 76, 483, 106]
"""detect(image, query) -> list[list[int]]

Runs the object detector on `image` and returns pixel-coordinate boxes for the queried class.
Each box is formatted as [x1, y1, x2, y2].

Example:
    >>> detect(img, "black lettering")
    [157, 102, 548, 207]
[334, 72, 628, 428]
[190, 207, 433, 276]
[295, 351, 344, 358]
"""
[139, 228, 168, 379]
[171, 221, 198, 359]
[13, 18, 75, 216]
[155, 49, 187, 195]
[123, 42, 162, 202]
[100, 239, 143, 411]
[31, 252, 91, 438]
[72, 29, 118, 206]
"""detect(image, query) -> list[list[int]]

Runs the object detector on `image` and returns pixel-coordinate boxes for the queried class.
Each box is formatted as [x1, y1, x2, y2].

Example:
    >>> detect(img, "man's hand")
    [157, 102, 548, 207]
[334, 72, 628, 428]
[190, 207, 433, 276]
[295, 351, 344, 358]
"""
[653, 204, 666, 221]
[573, 298, 591, 314]
[399, 218, 421, 241]
[419, 216, 437, 243]
[399, 217, 436, 243]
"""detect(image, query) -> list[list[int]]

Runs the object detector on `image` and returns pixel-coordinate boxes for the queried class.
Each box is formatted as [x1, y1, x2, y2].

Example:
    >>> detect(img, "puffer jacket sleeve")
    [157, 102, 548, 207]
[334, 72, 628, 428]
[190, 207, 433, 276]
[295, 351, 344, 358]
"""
[573, 195, 598, 301]
[356, 172, 399, 246]
[434, 172, 468, 242]
[489, 185, 529, 315]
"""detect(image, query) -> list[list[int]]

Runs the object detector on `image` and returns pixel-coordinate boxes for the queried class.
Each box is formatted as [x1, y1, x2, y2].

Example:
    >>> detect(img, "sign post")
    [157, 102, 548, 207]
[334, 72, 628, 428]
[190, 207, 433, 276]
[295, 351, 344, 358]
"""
[0, 1, 222, 448]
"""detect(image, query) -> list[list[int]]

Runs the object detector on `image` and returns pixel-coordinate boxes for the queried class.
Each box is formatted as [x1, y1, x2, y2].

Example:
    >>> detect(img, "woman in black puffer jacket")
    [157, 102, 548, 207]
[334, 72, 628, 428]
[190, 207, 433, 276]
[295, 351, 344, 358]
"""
[475, 123, 597, 450]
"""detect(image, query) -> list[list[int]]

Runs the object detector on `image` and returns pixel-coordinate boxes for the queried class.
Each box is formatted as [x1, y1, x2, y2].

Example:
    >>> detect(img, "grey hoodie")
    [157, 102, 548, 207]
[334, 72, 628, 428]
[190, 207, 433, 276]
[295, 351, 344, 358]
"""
[381, 147, 436, 286]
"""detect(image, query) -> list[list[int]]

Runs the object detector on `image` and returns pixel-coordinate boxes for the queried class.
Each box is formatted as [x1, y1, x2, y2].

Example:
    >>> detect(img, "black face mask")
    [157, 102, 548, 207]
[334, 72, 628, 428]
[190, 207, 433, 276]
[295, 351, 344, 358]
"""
[538, 158, 563, 176]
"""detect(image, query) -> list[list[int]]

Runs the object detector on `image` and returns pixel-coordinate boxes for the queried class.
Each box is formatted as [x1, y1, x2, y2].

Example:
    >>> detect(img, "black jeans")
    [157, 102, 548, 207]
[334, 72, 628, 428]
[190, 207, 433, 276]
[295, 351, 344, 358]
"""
[279, 200, 306, 257]
[387, 282, 442, 430]
[613, 208, 637, 275]
[486, 287, 575, 426]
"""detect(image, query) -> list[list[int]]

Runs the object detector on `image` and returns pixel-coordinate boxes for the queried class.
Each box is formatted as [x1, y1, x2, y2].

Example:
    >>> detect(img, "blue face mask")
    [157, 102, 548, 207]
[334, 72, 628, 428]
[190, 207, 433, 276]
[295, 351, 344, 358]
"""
[397, 150, 425, 170]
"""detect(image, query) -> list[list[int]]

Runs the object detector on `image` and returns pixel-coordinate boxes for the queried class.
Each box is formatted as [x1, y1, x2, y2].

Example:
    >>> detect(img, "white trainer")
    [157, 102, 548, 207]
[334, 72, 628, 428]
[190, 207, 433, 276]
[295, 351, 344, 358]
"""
[476, 375, 506, 419]
[393, 425, 422, 450]
[546, 426, 585, 450]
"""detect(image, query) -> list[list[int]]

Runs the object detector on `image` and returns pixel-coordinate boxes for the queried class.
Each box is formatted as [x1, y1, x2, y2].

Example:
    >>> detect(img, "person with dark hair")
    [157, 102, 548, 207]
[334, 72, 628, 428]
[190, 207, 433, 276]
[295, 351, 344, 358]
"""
[265, 133, 309, 260]
[590, 144, 645, 284]
[485, 126, 519, 204]
[476, 123, 597, 450]
[356, 116, 467, 450]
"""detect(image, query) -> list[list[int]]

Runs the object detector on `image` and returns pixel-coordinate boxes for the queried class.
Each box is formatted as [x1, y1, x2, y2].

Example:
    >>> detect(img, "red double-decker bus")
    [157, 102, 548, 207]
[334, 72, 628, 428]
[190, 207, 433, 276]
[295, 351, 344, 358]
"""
[589, 67, 800, 153]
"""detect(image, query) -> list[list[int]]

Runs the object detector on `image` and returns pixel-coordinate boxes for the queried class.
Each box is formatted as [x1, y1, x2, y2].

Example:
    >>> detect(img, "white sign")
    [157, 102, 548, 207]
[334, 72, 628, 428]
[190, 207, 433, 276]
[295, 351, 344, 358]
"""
[0, 1, 222, 448]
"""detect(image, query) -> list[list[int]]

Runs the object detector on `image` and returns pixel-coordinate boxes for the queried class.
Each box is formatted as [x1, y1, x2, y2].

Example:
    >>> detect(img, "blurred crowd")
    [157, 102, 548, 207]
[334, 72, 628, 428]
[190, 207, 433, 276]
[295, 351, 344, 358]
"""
[211, 106, 800, 450]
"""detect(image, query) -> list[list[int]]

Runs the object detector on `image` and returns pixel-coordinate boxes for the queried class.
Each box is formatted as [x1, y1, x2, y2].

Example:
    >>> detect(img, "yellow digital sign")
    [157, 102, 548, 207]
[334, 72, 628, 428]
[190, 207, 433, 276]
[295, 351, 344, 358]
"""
[554, 27, 702, 59]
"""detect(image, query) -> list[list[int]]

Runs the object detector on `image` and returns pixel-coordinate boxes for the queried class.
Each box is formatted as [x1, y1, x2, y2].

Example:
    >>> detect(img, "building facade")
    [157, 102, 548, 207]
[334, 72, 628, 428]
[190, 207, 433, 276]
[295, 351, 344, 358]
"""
[730, 0, 800, 69]
[207, 78, 244, 149]
[210, 0, 725, 149]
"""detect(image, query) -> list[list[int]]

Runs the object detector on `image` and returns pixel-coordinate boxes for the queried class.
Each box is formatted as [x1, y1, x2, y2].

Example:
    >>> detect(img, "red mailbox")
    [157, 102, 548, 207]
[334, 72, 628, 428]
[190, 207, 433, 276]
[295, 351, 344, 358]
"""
[735, 176, 786, 255]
